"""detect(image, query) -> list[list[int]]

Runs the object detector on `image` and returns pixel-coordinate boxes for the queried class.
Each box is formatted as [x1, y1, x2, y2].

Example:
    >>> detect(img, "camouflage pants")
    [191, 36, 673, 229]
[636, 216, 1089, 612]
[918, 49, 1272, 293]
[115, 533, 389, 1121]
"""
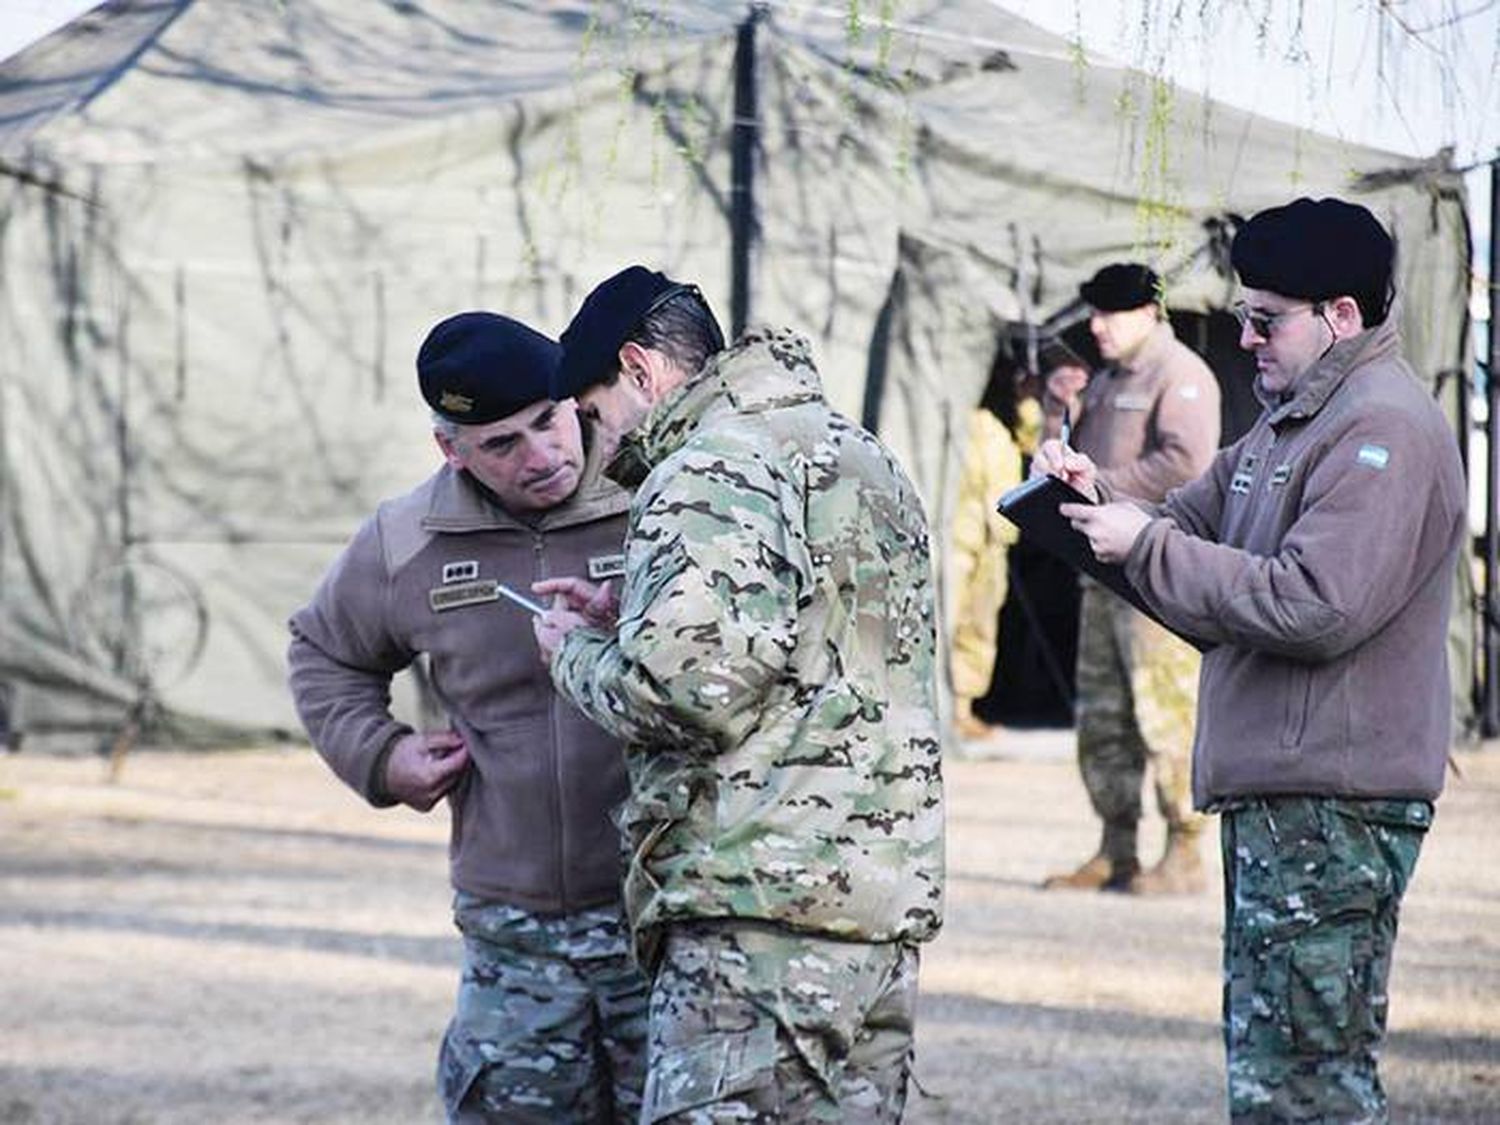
[438, 896, 650, 1123]
[1220, 796, 1431, 1123]
[641, 921, 919, 1123]
[1075, 581, 1202, 833]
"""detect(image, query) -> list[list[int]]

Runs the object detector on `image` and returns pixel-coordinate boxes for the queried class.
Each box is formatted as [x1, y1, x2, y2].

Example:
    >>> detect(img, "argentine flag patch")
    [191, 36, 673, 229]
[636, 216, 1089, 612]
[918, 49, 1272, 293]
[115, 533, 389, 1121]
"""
[1356, 443, 1390, 470]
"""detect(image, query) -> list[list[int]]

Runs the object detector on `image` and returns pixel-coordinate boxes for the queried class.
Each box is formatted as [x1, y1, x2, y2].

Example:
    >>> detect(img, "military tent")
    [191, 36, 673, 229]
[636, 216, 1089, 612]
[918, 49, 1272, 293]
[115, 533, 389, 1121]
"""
[0, 0, 1473, 748]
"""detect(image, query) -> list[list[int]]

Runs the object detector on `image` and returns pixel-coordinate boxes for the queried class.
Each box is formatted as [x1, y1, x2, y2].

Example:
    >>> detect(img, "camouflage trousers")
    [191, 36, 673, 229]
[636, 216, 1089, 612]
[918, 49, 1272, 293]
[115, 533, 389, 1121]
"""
[438, 895, 650, 1123]
[1220, 796, 1431, 1123]
[1075, 581, 1202, 834]
[640, 920, 919, 1123]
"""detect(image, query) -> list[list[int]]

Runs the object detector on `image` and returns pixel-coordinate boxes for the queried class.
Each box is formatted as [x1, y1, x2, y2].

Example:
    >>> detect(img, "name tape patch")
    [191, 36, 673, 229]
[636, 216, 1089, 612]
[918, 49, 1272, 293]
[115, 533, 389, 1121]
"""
[430, 579, 501, 612]
[588, 553, 627, 581]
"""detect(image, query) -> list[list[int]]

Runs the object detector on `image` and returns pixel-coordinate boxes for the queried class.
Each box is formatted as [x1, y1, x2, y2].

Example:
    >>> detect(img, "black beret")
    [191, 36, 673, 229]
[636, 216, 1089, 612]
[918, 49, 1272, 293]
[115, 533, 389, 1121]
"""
[1079, 263, 1161, 312]
[1231, 197, 1394, 324]
[553, 266, 687, 400]
[417, 312, 560, 425]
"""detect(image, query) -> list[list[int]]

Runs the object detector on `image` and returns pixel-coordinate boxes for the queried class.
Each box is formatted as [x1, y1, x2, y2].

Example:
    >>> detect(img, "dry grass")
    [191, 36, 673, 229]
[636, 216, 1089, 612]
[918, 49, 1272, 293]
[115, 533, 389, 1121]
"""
[2, 735, 1497, 1123]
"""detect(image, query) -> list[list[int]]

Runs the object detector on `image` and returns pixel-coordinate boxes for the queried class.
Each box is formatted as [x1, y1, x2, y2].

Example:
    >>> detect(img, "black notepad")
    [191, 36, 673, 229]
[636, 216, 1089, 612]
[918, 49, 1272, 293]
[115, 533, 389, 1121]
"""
[996, 475, 1209, 651]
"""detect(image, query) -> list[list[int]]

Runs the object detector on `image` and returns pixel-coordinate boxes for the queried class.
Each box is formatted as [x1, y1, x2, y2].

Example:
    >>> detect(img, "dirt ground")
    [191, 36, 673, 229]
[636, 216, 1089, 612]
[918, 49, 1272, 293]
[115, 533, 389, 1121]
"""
[2, 733, 1498, 1124]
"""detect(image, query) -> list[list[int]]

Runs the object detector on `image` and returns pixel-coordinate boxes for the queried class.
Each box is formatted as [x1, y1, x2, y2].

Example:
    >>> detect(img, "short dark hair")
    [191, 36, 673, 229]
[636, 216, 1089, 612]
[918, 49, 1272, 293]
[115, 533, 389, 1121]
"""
[621, 287, 724, 380]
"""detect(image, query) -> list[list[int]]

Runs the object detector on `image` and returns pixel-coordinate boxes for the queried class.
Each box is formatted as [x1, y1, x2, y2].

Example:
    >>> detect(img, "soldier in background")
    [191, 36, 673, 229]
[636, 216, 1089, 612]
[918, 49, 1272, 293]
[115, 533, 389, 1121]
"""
[287, 312, 646, 1122]
[532, 266, 944, 1123]
[1041, 196, 1464, 1124]
[949, 337, 1041, 742]
[1041, 263, 1220, 895]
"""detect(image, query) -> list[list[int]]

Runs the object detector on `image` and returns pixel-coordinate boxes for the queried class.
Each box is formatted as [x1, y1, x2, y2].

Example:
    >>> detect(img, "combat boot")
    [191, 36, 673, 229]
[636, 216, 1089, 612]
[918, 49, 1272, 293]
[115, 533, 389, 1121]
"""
[1043, 821, 1138, 891]
[1129, 825, 1207, 895]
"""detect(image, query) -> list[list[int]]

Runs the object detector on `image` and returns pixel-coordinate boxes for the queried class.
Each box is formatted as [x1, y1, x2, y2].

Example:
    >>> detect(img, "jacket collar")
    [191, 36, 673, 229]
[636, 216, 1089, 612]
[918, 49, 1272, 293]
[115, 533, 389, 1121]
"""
[605, 326, 823, 486]
[1264, 316, 1401, 429]
[421, 424, 630, 534]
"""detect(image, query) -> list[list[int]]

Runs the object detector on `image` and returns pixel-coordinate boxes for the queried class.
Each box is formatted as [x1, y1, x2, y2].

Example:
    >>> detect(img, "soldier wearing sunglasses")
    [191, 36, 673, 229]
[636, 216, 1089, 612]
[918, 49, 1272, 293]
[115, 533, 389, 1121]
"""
[1035, 197, 1465, 1122]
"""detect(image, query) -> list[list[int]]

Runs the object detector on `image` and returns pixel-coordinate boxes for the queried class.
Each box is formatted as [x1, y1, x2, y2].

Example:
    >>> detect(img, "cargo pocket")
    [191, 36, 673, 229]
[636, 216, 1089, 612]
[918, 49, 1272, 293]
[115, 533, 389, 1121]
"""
[641, 1022, 780, 1122]
[1289, 927, 1358, 1054]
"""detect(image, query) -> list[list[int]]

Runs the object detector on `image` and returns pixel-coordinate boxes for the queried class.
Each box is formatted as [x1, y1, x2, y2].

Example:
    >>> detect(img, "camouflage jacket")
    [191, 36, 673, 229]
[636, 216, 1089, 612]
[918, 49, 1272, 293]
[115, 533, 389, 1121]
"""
[552, 326, 944, 946]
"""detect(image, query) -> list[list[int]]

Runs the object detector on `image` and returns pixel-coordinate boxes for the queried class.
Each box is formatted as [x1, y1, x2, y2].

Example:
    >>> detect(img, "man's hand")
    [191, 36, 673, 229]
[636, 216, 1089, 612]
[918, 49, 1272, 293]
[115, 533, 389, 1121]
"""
[383, 730, 470, 812]
[1032, 438, 1101, 500]
[533, 604, 593, 665]
[1059, 501, 1151, 563]
[531, 577, 618, 629]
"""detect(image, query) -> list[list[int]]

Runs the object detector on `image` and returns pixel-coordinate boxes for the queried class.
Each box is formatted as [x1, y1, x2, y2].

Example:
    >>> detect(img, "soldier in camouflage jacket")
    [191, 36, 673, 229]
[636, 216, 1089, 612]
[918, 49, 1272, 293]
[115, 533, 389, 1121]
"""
[534, 267, 944, 1123]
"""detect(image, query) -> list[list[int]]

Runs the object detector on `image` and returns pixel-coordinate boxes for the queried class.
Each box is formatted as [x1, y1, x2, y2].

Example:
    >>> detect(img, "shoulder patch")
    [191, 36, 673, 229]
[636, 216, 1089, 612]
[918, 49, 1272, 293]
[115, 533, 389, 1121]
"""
[1178, 384, 1200, 399]
[1356, 443, 1390, 470]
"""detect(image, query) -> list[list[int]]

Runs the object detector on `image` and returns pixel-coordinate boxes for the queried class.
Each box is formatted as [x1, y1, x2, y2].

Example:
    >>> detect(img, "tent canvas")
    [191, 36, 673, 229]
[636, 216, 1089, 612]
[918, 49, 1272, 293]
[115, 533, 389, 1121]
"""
[0, 0, 1473, 747]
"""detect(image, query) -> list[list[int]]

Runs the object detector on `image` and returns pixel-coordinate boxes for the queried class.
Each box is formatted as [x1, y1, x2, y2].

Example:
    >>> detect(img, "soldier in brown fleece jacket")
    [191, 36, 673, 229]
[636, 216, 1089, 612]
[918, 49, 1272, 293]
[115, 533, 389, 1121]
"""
[1041, 262, 1221, 896]
[288, 312, 646, 1123]
[1037, 198, 1465, 1123]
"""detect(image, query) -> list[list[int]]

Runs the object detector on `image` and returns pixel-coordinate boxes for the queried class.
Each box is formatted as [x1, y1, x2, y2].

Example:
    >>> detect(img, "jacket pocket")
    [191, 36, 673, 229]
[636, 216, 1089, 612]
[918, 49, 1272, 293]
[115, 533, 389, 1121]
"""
[1280, 663, 1313, 748]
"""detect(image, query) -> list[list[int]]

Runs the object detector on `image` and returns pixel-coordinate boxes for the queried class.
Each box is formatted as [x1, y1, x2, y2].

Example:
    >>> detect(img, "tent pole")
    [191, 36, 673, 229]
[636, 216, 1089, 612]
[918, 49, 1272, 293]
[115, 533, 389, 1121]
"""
[730, 4, 765, 337]
[1484, 154, 1500, 736]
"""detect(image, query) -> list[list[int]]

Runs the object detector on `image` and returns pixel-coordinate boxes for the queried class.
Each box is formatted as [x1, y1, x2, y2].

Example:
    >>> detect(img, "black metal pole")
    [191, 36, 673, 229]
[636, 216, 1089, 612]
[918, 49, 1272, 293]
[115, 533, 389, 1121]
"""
[729, 5, 764, 337]
[1484, 155, 1500, 735]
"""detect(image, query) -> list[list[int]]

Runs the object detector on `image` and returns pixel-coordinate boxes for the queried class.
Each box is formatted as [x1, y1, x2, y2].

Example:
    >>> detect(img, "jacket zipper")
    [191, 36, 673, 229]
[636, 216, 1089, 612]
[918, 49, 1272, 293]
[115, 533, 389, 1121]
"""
[537, 531, 569, 911]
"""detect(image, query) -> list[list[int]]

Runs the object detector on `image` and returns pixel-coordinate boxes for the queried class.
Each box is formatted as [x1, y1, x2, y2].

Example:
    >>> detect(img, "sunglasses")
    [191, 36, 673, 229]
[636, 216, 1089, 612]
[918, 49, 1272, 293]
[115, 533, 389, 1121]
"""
[1231, 301, 1322, 339]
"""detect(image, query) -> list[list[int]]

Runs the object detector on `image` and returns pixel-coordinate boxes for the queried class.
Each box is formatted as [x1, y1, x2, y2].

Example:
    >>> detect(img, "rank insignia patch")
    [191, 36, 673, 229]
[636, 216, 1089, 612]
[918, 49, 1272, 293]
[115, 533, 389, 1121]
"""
[442, 560, 479, 584]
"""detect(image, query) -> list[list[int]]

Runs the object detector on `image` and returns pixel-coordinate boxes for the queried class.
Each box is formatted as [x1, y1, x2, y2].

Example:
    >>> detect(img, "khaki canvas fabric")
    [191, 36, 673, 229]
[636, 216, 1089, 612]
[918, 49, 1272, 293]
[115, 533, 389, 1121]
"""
[0, 0, 1472, 743]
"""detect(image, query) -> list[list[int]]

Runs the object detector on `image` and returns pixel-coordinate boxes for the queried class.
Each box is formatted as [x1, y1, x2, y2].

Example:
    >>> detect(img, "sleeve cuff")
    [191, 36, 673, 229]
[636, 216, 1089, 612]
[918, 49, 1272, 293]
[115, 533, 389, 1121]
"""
[366, 727, 410, 808]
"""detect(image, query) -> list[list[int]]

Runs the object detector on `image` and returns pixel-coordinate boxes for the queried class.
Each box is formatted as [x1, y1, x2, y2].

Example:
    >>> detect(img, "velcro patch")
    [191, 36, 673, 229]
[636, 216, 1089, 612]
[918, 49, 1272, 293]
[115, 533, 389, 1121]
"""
[588, 553, 627, 580]
[441, 560, 479, 584]
[429, 579, 500, 612]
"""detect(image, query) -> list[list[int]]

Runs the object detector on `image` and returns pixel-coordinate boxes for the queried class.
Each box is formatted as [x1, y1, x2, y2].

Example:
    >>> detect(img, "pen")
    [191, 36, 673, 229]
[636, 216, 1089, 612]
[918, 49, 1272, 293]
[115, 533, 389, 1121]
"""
[496, 582, 547, 616]
[1059, 403, 1072, 449]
